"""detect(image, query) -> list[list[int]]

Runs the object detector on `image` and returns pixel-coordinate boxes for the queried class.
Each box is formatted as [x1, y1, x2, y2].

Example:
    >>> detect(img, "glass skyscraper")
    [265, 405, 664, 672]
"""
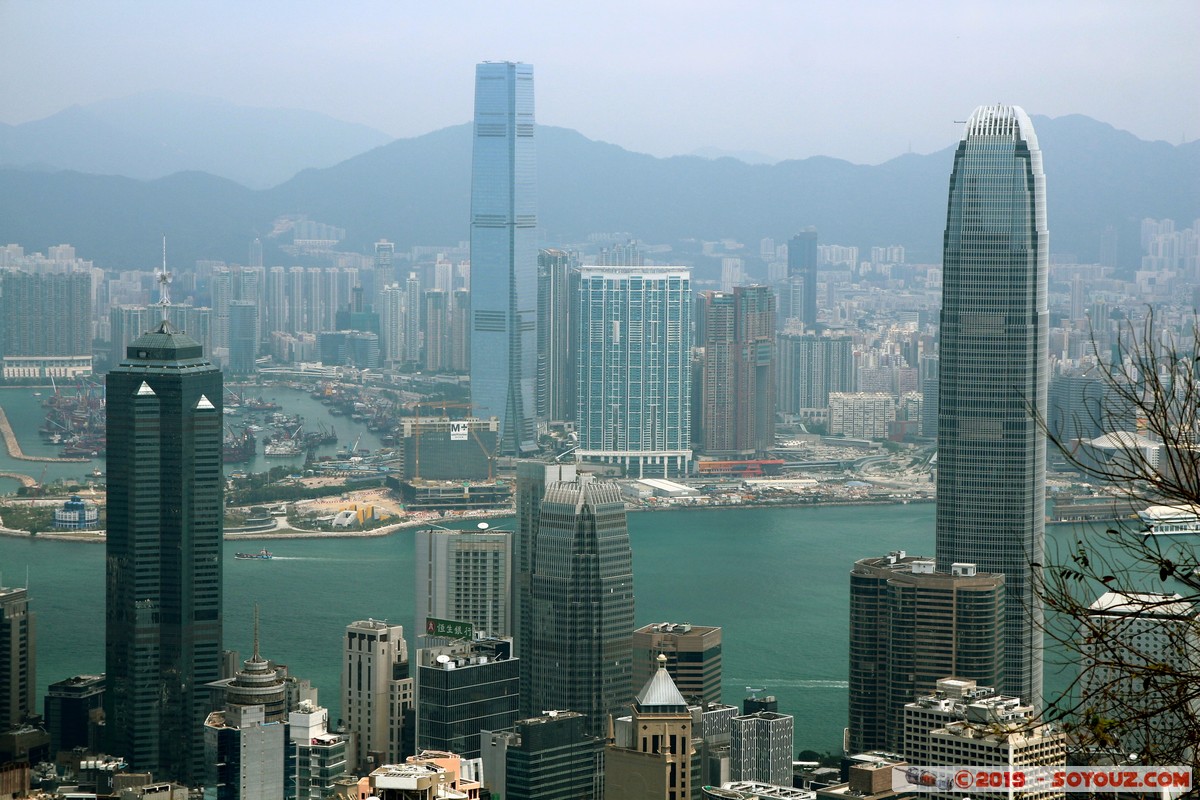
[105, 321, 224, 783]
[469, 61, 538, 455]
[935, 105, 1048, 709]
[526, 476, 634, 739]
[573, 266, 693, 477]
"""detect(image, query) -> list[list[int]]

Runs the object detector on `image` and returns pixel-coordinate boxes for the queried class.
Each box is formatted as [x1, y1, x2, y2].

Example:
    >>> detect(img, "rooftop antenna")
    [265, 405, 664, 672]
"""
[253, 603, 261, 661]
[156, 235, 172, 322]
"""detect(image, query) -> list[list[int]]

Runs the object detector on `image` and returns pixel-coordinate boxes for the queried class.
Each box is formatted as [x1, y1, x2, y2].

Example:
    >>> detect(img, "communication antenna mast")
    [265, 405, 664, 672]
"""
[156, 235, 173, 321]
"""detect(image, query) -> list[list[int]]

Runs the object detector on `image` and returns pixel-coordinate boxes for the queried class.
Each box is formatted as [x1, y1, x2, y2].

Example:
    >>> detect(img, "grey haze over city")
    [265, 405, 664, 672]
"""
[2, 0, 1198, 166]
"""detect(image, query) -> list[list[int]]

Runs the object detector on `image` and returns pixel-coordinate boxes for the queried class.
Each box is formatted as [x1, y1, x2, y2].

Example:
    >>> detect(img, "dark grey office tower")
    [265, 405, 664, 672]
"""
[513, 461, 577, 715]
[415, 638, 518, 759]
[849, 553, 1005, 753]
[0, 586, 35, 731]
[526, 476, 634, 738]
[935, 105, 1047, 710]
[787, 229, 818, 330]
[105, 321, 224, 784]
[45, 674, 105, 756]
[536, 248, 576, 423]
[481, 711, 602, 800]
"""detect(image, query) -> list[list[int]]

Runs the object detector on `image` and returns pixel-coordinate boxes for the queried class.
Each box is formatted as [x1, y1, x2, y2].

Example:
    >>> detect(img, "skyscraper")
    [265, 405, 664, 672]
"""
[0, 586, 35, 731]
[786, 229, 818, 331]
[513, 461, 577, 715]
[936, 105, 1048, 709]
[536, 248, 576, 424]
[341, 620, 413, 772]
[574, 266, 693, 477]
[414, 525, 513, 639]
[697, 286, 776, 457]
[415, 637, 519, 759]
[526, 476, 635, 737]
[469, 61, 538, 456]
[631, 622, 722, 707]
[105, 321, 224, 783]
[848, 553, 1005, 754]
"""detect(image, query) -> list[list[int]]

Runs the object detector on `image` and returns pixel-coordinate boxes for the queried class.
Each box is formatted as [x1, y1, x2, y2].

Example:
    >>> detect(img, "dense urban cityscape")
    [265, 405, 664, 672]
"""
[2, 6, 1200, 800]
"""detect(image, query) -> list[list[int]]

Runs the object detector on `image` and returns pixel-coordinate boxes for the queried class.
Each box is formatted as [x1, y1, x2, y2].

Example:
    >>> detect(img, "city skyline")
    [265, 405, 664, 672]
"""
[2, 3, 1197, 166]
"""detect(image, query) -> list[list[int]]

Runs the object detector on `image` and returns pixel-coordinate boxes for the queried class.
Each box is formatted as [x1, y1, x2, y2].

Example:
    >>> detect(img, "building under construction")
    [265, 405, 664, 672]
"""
[396, 416, 499, 481]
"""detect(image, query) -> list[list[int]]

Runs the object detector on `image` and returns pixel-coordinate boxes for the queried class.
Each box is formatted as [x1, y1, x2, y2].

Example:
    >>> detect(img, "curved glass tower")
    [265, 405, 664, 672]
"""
[935, 105, 1048, 710]
[469, 61, 538, 455]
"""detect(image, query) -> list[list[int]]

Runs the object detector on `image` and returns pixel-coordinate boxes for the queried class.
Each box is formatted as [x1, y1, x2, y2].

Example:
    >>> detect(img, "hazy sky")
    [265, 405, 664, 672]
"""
[2, 1, 1197, 164]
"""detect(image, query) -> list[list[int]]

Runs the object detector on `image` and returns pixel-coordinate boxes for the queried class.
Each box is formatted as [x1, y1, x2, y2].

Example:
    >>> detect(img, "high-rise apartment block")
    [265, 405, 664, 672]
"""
[105, 321, 223, 784]
[469, 61, 539, 456]
[0, 270, 93, 378]
[414, 526, 512, 639]
[0, 587, 35, 731]
[828, 392, 896, 439]
[776, 333, 855, 418]
[936, 105, 1048, 708]
[574, 266, 693, 477]
[526, 476, 635, 737]
[848, 552, 1005, 754]
[415, 637, 519, 759]
[342, 620, 414, 772]
[632, 622, 722, 706]
[697, 287, 776, 458]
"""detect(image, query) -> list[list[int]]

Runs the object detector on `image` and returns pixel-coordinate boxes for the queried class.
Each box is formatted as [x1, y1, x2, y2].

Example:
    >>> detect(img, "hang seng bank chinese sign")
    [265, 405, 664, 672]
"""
[426, 617, 474, 640]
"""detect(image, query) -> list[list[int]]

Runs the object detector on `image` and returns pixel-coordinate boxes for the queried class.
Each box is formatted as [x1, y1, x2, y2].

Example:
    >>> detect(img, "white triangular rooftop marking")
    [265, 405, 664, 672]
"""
[136, 381, 156, 396]
[196, 394, 215, 410]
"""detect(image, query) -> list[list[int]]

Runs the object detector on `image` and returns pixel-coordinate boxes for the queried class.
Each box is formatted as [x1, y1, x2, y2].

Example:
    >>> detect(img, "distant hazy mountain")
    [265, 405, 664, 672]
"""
[0, 91, 393, 189]
[690, 146, 780, 165]
[0, 114, 1195, 271]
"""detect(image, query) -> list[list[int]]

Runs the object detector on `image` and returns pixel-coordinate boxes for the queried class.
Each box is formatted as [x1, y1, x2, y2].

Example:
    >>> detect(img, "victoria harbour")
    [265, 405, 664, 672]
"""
[2, 496, 1095, 752]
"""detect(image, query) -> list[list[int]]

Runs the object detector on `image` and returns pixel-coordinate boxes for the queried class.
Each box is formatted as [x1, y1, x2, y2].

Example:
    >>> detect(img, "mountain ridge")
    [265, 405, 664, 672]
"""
[1, 114, 1196, 272]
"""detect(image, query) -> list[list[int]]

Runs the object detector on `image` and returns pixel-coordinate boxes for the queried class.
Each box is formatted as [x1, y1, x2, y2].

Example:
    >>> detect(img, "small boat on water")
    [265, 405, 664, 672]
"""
[1139, 505, 1200, 536]
[235, 549, 274, 560]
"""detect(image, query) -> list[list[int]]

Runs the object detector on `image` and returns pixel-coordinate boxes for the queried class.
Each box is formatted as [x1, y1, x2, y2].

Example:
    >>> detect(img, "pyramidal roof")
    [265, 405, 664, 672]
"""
[635, 656, 688, 712]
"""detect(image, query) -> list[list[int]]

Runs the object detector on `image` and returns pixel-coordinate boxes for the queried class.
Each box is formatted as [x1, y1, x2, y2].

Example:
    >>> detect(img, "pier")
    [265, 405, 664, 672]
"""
[0, 471, 37, 487]
[0, 406, 89, 463]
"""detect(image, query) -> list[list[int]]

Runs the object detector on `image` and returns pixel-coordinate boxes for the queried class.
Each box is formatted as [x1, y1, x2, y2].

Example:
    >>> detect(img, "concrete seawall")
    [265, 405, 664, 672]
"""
[0, 405, 89, 463]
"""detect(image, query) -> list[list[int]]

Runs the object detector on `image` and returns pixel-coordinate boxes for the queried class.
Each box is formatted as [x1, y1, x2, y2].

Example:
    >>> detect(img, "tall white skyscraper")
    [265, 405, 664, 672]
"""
[468, 61, 538, 456]
[935, 105, 1048, 709]
[413, 525, 512, 639]
[573, 266, 693, 477]
[341, 619, 413, 772]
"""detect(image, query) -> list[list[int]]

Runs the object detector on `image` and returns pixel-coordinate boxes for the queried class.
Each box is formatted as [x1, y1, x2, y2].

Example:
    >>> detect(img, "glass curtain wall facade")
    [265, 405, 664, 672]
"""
[573, 266, 692, 477]
[935, 105, 1048, 709]
[469, 61, 538, 455]
[536, 248, 576, 424]
[527, 477, 635, 738]
[105, 322, 224, 784]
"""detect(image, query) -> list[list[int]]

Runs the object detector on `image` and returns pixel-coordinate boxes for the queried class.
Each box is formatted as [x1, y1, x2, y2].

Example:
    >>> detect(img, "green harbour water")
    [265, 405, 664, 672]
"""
[0, 386, 1099, 752]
